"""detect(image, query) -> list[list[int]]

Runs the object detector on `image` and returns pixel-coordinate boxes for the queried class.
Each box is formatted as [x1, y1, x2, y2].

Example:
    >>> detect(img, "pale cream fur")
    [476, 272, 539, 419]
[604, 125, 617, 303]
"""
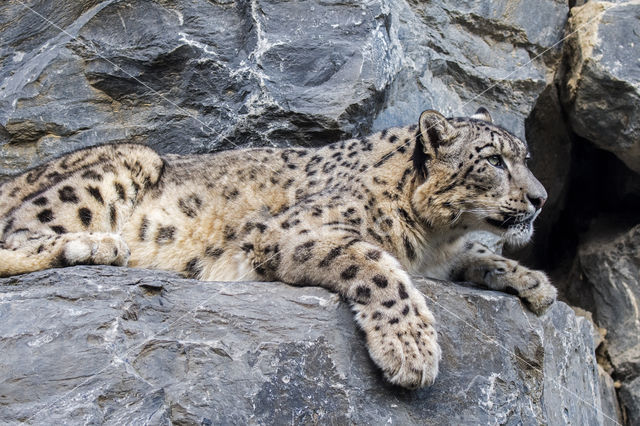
[0, 109, 556, 388]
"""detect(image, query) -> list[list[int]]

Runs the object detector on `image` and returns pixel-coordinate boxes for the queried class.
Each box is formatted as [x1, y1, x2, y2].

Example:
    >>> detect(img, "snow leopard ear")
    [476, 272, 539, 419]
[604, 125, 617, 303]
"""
[418, 110, 458, 151]
[471, 107, 492, 123]
[413, 110, 458, 179]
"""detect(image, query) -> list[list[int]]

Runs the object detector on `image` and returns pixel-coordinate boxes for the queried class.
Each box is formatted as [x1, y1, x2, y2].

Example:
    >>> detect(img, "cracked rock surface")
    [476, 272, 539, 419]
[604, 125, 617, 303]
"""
[0, 267, 609, 424]
[0, 0, 566, 176]
[2, 0, 638, 423]
[560, 1, 640, 174]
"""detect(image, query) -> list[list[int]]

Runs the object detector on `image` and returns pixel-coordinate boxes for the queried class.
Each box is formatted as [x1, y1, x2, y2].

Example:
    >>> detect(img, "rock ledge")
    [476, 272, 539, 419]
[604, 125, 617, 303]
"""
[0, 266, 613, 424]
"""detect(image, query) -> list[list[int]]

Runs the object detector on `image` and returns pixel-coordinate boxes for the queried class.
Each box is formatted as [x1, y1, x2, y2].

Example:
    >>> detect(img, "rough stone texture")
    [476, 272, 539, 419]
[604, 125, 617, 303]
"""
[599, 365, 624, 426]
[370, 0, 568, 135]
[0, 266, 612, 424]
[579, 224, 640, 421]
[620, 376, 640, 426]
[579, 225, 640, 379]
[561, 1, 640, 174]
[0, 0, 567, 178]
[1, 0, 637, 423]
[547, 3, 640, 413]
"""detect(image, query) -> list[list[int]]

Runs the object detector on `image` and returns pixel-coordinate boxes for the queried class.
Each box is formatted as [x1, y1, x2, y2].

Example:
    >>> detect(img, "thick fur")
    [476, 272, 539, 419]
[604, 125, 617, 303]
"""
[0, 109, 556, 388]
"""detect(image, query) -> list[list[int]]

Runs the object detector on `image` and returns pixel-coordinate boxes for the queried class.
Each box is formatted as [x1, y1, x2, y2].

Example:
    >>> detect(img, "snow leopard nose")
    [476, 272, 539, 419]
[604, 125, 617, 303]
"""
[527, 193, 546, 210]
[524, 169, 547, 211]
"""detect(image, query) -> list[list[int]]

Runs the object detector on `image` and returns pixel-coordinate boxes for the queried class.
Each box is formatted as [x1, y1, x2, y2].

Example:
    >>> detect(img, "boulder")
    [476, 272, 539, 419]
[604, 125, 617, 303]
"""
[370, 0, 569, 136]
[0, 0, 568, 178]
[0, 266, 616, 424]
[579, 224, 640, 379]
[620, 375, 640, 425]
[599, 365, 624, 426]
[561, 1, 640, 174]
[579, 224, 640, 421]
[598, 365, 624, 426]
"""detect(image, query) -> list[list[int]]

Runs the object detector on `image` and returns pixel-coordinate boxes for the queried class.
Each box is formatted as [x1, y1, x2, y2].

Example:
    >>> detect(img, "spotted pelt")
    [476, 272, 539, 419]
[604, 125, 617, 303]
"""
[0, 108, 556, 388]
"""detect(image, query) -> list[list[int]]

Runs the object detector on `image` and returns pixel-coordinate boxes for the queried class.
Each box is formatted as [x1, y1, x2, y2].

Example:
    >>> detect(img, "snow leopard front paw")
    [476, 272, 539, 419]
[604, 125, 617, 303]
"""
[459, 243, 557, 315]
[353, 287, 441, 388]
[507, 267, 556, 315]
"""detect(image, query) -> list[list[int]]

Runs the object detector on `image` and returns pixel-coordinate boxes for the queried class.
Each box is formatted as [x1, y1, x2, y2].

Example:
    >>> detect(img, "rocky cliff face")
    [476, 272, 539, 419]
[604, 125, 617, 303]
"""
[0, 268, 611, 424]
[1, 0, 638, 424]
[0, 0, 567, 171]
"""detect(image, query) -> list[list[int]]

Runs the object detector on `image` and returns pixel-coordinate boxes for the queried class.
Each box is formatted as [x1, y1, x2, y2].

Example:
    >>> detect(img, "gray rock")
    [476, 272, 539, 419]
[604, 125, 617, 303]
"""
[620, 375, 640, 425]
[561, 1, 640, 174]
[1, 0, 631, 423]
[579, 224, 640, 422]
[373, 0, 568, 136]
[0, 266, 611, 424]
[541, 301, 616, 425]
[599, 366, 624, 426]
[579, 225, 640, 380]
[0, 0, 567, 178]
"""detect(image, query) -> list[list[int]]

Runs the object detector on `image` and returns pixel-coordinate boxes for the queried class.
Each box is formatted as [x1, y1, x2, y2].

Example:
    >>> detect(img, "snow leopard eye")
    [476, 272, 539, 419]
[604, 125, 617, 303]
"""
[487, 155, 504, 168]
